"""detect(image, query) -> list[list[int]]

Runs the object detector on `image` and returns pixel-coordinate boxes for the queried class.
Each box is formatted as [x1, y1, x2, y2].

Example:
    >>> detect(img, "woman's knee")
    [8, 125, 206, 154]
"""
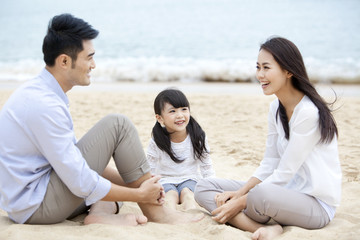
[248, 183, 274, 203]
[194, 179, 209, 197]
[194, 178, 220, 212]
[245, 183, 273, 223]
[194, 179, 211, 201]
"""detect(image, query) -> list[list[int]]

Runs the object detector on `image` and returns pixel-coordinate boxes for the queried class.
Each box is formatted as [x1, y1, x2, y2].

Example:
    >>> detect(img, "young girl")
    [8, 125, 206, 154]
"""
[147, 88, 215, 211]
[194, 37, 342, 240]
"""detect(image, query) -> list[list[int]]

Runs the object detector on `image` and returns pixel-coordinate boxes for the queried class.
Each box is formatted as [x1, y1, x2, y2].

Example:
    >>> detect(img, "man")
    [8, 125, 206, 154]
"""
[0, 13, 201, 225]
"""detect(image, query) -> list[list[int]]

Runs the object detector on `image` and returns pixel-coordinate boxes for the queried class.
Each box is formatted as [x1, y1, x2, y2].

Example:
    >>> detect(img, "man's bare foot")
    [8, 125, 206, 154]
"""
[84, 213, 148, 226]
[251, 224, 283, 240]
[84, 201, 147, 226]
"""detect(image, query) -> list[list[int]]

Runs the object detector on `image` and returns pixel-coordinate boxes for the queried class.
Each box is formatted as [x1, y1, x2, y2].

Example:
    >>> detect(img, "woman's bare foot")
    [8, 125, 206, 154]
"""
[251, 224, 283, 240]
[84, 201, 148, 226]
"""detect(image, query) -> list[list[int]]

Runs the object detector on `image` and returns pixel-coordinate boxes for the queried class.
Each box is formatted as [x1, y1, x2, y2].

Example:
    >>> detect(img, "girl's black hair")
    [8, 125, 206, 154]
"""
[152, 88, 208, 163]
[260, 36, 338, 143]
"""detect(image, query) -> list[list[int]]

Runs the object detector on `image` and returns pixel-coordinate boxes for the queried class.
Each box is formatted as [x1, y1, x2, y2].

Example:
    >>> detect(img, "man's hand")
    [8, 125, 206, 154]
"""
[138, 175, 165, 205]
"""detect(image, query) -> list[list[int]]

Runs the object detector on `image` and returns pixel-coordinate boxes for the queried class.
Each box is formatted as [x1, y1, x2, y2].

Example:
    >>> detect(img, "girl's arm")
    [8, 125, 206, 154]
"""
[199, 137, 216, 178]
[146, 138, 160, 174]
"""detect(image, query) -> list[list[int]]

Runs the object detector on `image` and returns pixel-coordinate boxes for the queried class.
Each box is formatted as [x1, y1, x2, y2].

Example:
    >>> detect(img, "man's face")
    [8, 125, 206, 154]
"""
[68, 40, 96, 87]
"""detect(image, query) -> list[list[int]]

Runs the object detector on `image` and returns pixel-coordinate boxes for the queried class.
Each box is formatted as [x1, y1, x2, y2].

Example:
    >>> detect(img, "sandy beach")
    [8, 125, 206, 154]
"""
[0, 82, 359, 240]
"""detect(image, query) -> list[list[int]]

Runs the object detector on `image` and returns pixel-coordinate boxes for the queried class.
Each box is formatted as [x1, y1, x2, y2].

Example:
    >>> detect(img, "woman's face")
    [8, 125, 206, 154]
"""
[256, 49, 291, 96]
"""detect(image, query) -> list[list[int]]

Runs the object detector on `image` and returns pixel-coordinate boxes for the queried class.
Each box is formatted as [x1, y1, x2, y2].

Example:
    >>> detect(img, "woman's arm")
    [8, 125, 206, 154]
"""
[253, 101, 281, 181]
[262, 105, 320, 186]
[211, 177, 261, 223]
[214, 176, 261, 207]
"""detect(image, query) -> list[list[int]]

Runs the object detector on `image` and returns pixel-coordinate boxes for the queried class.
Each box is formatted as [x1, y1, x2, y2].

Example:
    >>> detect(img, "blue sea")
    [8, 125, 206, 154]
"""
[0, 0, 359, 83]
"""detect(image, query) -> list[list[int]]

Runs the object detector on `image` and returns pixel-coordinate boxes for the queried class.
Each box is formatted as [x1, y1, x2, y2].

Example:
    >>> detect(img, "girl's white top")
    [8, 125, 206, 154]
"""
[253, 96, 342, 219]
[147, 135, 215, 185]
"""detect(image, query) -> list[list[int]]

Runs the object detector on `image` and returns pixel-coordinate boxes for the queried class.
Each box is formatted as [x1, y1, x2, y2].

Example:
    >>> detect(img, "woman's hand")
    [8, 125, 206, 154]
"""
[138, 175, 165, 205]
[211, 195, 246, 224]
[214, 191, 237, 207]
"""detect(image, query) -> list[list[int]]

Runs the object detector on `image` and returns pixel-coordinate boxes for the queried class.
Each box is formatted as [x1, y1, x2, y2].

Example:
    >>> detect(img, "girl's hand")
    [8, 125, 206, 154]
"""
[211, 195, 246, 224]
[214, 191, 237, 207]
[138, 175, 164, 205]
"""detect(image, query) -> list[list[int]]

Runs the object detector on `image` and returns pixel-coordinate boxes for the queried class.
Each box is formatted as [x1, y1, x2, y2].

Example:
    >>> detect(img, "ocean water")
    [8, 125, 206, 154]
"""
[0, 0, 359, 83]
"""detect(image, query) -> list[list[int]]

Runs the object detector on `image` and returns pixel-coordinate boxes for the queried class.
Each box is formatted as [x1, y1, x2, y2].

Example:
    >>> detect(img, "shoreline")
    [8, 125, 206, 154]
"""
[0, 81, 359, 97]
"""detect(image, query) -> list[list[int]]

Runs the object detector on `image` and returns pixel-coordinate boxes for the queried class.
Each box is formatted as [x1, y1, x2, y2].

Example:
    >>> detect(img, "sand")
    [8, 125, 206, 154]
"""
[0, 82, 359, 240]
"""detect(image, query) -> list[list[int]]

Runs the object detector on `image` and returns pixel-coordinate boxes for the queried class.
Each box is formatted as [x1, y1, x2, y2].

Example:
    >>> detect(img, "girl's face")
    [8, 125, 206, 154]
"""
[156, 102, 190, 134]
[256, 49, 292, 96]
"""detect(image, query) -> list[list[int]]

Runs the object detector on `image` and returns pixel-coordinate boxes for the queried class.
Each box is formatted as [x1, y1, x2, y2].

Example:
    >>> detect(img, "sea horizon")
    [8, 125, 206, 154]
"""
[1, 0, 359, 84]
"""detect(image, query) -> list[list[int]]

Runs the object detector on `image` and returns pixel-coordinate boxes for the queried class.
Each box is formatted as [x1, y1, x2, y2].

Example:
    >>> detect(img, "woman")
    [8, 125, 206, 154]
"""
[194, 37, 341, 240]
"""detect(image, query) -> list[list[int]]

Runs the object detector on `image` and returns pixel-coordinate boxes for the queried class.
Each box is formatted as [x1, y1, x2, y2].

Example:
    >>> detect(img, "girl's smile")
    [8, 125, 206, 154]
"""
[175, 119, 186, 125]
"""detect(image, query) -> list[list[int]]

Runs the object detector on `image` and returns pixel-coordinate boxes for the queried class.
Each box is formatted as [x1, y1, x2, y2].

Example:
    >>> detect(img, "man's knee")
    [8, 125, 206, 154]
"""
[104, 113, 130, 125]
[103, 114, 136, 132]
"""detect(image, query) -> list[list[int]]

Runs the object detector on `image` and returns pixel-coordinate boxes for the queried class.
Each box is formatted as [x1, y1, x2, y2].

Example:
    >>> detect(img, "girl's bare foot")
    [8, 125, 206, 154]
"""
[251, 224, 283, 240]
[164, 190, 179, 210]
[144, 205, 204, 224]
[180, 189, 199, 211]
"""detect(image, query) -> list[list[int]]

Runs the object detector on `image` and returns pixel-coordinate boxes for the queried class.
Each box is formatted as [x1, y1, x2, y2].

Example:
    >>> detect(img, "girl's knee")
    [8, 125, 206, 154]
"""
[180, 187, 193, 195]
[180, 188, 195, 202]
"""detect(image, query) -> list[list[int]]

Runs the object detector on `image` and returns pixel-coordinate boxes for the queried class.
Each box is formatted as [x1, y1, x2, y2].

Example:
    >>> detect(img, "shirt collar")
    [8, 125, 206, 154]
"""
[40, 68, 70, 107]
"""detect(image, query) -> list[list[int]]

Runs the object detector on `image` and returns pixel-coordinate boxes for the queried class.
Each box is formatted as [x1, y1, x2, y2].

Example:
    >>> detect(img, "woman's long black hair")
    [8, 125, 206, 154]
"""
[260, 37, 338, 143]
[152, 88, 208, 163]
